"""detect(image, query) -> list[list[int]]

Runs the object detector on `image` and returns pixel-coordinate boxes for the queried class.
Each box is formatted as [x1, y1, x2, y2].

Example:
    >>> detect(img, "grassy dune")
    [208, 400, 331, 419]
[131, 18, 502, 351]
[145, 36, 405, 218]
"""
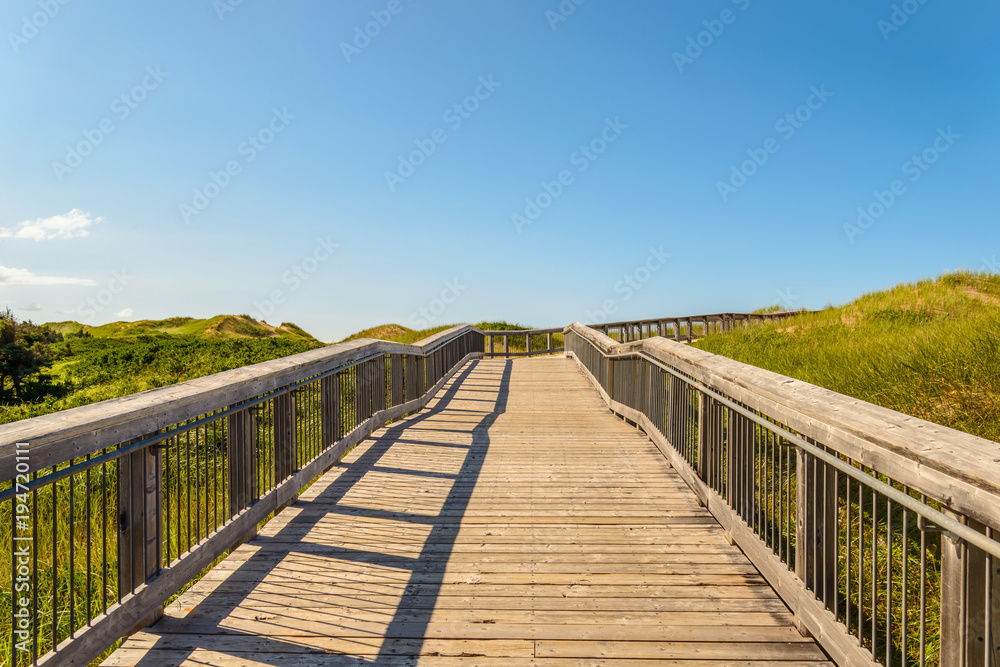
[1, 316, 323, 425]
[694, 271, 1000, 442]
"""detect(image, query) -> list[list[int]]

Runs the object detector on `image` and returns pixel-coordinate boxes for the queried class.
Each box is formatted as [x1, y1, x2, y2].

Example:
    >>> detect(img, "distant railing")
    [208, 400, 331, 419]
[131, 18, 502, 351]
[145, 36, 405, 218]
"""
[481, 327, 563, 358]
[565, 322, 999, 667]
[595, 310, 805, 343]
[0, 326, 484, 667]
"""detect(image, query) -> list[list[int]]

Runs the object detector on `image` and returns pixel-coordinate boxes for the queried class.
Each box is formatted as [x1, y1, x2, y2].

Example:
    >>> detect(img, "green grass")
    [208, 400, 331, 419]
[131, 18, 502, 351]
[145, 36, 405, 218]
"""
[693, 271, 1000, 442]
[51, 315, 320, 342]
[692, 270, 1000, 665]
[1, 335, 325, 425]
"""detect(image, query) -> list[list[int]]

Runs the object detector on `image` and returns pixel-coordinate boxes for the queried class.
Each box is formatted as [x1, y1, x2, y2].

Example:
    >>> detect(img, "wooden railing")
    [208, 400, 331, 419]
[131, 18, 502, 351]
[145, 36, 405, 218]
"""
[595, 310, 805, 343]
[3, 311, 999, 667]
[0, 326, 484, 667]
[482, 327, 563, 358]
[565, 322, 1000, 667]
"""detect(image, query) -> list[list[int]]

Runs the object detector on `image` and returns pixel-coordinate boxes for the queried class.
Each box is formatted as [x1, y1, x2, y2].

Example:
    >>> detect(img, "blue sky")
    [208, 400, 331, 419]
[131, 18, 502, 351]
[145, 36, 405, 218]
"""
[1, 1, 997, 342]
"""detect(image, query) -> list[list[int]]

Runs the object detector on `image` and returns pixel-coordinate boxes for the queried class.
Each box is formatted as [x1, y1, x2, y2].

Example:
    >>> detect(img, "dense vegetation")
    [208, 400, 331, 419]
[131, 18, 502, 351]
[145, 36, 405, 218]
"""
[0, 309, 63, 404]
[0, 315, 323, 425]
[694, 271, 1000, 442]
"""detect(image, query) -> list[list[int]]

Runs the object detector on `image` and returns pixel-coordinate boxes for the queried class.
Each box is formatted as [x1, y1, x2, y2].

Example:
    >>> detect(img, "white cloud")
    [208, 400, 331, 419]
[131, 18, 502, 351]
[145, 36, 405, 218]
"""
[20, 303, 43, 312]
[115, 308, 134, 318]
[0, 266, 96, 286]
[0, 209, 104, 241]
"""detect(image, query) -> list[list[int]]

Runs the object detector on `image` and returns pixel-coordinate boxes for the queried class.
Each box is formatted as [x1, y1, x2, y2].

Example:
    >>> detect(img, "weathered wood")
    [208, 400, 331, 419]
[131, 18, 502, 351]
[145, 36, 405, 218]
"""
[794, 447, 838, 618]
[389, 354, 403, 407]
[320, 374, 339, 447]
[565, 322, 1000, 530]
[104, 357, 826, 666]
[0, 325, 480, 478]
[274, 391, 296, 483]
[117, 434, 160, 621]
[45, 350, 482, 667]
[568, 349, 879, 667]
[941, 513, 1000, 665]
[225, 408, 256, 519]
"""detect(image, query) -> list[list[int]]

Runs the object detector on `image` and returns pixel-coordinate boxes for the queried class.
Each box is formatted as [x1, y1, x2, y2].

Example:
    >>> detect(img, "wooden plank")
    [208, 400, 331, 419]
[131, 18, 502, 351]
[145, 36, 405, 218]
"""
[103, 357, 826, 666]
[42, 353, 483, 667]
[567, 347, 879, 667]
[565, 323, 1000, 528]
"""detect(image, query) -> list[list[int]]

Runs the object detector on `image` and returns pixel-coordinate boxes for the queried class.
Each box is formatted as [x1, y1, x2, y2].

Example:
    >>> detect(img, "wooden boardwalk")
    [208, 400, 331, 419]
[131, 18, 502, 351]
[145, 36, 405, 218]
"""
[104, 357, 830, 666]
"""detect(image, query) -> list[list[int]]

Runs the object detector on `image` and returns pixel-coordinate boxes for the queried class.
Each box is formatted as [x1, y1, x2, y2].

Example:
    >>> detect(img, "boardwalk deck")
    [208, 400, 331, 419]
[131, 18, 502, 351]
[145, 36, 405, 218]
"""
[103, 357, 831, 666]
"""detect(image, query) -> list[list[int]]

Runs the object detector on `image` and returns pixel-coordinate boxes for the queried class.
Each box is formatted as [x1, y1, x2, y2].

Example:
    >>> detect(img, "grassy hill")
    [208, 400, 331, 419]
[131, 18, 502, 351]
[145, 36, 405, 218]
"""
[693, 271, 1000, 442]
[338, 321, 539, 345]
[1, 316, 324, 424]
[46, 315, 320, 342]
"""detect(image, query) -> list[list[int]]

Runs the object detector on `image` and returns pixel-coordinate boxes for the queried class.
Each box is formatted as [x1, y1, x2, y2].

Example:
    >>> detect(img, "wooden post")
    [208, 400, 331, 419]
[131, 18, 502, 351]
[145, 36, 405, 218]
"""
[674, 319, 681, 342]
[489, 335, 495, 358]
[118, 436, 161, 620]
[940, 512, 1000, 665]
[373, 355, 386, 414]
[525, 333, 530, 357]
[546, 332, 553, 354]
[227, 408, 256, 516]
[503, 335, 509, 358]
[404, 355, 418, 402]
[226, 406, 258, 549]
[390, 355, 403, 407]
[274, 391, 297, 483]
[415, 355, 425, 396]
[726, 409, 736, 508]
[697, 393, 708, 480]
[321, 374, 341, 447]
[117, 434, 163, 632]
[794, 448, 838, 619]
[608, 358, 615, 402]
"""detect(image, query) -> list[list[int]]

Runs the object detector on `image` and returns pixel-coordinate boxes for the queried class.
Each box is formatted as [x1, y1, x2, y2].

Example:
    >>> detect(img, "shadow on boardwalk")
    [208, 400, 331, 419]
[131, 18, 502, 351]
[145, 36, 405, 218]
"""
[105, 357, 827, 666]
[117, 359, 510, 666]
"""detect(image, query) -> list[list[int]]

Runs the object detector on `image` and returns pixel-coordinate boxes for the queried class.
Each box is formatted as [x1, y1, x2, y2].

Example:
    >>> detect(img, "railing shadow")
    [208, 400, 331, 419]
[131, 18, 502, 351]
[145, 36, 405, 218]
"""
[127, 358, 508, 666]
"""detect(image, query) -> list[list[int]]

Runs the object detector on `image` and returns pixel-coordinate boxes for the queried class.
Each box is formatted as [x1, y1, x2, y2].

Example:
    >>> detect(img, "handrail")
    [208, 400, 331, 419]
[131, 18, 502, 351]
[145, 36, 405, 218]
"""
[593, 310, 806, 343]
[0, 324, 485, 667]
[479, 327, 564, 358]
[0, 325, 477, 479]
[563, 322, 1000, 667]
[3, 314, 997, 667]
